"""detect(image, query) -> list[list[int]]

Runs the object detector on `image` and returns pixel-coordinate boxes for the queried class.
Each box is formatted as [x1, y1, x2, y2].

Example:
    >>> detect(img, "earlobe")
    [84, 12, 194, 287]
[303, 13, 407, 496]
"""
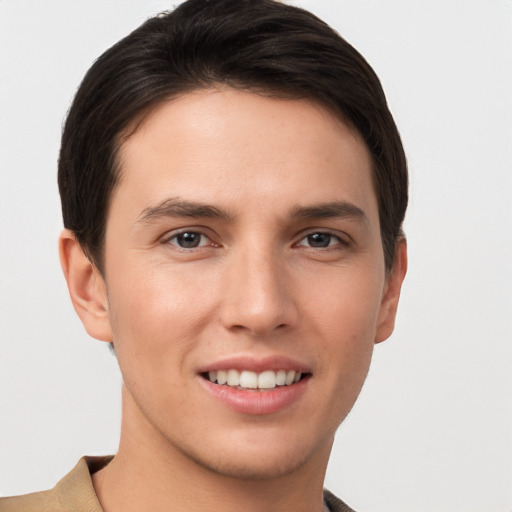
[375, 238, 408, 344]
[58, 229, 113, 342]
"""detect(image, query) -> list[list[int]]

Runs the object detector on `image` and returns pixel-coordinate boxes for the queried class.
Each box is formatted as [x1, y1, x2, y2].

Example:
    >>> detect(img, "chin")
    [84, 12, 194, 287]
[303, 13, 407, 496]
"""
[187, 447, 312, 481]
[170, 427, 334, 482]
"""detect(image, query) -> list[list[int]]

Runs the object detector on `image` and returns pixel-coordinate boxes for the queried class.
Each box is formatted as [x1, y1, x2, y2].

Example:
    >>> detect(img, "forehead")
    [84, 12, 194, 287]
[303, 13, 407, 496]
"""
[113, 88, 377, 224]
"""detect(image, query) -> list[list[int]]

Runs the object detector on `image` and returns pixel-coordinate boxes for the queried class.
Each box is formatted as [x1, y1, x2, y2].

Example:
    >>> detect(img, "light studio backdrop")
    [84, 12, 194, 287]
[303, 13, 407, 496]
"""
[0, 1, 511, 511]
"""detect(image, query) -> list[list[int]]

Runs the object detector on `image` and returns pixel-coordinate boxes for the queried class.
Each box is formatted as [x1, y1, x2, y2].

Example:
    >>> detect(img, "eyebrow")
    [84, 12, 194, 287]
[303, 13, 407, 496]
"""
[137, 198, 233, 223]
[137, 198, 368, 226]
[290, 201, 369, 225]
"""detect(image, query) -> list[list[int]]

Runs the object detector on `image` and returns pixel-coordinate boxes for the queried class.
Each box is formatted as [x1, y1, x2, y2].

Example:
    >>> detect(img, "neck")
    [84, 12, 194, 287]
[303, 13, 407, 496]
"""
[92, 387, 332, 512]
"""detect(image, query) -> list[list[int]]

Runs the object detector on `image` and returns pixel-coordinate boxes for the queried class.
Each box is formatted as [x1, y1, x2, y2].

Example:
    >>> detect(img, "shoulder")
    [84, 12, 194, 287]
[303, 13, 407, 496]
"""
[324, 489, 358, 512]
[0, 488, 62, 512]
[0, 457, 111, 512]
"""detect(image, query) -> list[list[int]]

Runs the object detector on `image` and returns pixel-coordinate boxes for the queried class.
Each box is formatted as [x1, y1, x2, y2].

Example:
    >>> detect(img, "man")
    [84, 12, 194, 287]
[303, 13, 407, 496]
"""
[0, 0, 407, 511]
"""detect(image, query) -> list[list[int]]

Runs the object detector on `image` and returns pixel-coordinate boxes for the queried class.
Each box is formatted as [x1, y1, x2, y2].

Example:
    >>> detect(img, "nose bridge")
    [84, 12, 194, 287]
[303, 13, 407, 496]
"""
[220, 239, 297, 336]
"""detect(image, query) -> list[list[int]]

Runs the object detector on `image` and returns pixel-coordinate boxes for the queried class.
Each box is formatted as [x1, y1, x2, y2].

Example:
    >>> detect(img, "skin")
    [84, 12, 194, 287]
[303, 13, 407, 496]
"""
[60, 88, 407, 512]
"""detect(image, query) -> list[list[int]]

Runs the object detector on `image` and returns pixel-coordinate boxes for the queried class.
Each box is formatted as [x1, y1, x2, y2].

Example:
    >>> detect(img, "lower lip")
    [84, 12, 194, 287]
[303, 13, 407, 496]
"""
[198, 376, 309, 415]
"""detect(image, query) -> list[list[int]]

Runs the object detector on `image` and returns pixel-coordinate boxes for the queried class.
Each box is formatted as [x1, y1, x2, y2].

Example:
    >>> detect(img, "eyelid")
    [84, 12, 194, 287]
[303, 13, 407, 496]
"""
[161, 227, 219, 248]
[296, 228, 352, 239]
[159, 226, 351, 250]
[294, 228, 351, 247]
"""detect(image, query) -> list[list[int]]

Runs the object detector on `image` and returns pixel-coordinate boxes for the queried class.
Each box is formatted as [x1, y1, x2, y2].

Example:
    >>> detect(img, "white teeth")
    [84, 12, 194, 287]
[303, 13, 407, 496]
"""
[258, 370, 276, 389]
[207, 369, 305, 389]
[240, 371, 258, 388]
[276, 369, 286, 386]
[285, 370, 296, 385]
[227, 369, 240, 386]
[217, 370, 227, 385]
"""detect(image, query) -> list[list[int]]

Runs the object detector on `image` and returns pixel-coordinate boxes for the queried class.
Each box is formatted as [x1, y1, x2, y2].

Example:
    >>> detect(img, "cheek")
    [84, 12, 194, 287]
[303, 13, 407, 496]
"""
[307, 265, 383, 335]
[106, 275, 206, 415]
[306, 266, 384, 378]
[106, 263, 217, 370]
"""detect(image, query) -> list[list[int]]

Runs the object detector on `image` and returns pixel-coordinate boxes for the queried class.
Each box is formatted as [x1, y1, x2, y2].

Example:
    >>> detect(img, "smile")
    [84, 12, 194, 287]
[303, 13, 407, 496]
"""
[206, 369, 304, 390]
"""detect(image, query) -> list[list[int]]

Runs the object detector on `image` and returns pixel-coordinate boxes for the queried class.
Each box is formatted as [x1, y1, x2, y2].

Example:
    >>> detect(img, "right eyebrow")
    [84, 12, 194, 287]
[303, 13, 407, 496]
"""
[136, 198, 233, 224]
[290, 200, 369, 226]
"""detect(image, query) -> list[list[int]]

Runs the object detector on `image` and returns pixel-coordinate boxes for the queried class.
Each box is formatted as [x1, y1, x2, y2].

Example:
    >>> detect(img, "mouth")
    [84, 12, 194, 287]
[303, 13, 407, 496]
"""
[198, 359, 311, 414]
[201, 369, 310, 391]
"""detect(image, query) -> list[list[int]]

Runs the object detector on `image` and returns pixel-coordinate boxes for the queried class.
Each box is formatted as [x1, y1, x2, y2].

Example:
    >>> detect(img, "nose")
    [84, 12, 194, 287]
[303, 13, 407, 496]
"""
[219, 246, 298, 337]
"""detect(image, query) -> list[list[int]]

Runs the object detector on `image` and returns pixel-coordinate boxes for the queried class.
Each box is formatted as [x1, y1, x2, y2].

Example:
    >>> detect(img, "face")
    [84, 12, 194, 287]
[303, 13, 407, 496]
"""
[91, 89, 403, 480]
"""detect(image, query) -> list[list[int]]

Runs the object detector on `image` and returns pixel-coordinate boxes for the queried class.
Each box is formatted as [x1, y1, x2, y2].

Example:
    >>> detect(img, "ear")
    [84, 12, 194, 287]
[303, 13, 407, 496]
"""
[59, 229, 113, 342]
[375, 238, 408, 344]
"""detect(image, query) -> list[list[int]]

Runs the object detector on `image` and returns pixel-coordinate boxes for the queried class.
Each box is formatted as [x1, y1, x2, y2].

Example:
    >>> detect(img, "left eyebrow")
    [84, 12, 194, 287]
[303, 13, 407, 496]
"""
[290, 201, 369, 225]
[137, 197, 233, 224]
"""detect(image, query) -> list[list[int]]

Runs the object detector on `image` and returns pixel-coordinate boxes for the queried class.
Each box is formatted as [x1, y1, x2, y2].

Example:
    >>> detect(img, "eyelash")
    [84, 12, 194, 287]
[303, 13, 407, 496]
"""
[163, 229, 348, 251]
[294, 231, 348, 250]
[165, 230, 217, 250]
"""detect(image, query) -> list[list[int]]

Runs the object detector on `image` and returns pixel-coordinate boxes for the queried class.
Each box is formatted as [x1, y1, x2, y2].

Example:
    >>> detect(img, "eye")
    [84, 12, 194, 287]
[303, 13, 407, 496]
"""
[297, 232, 344, 248]
[168, 231, 211, 249]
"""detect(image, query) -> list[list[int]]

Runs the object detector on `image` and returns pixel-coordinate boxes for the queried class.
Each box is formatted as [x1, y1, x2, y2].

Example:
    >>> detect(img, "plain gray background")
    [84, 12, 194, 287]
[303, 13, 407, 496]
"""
[0, 1, 511, 511]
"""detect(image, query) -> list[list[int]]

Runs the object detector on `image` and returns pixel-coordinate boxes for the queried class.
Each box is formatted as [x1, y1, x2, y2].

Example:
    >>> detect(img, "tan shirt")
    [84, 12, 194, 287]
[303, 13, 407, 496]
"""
[0, 457, 356, 512]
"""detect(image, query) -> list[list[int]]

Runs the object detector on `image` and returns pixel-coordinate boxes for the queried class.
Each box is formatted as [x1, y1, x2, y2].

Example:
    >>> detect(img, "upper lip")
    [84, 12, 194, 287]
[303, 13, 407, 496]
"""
[197, 355, 312, 374]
